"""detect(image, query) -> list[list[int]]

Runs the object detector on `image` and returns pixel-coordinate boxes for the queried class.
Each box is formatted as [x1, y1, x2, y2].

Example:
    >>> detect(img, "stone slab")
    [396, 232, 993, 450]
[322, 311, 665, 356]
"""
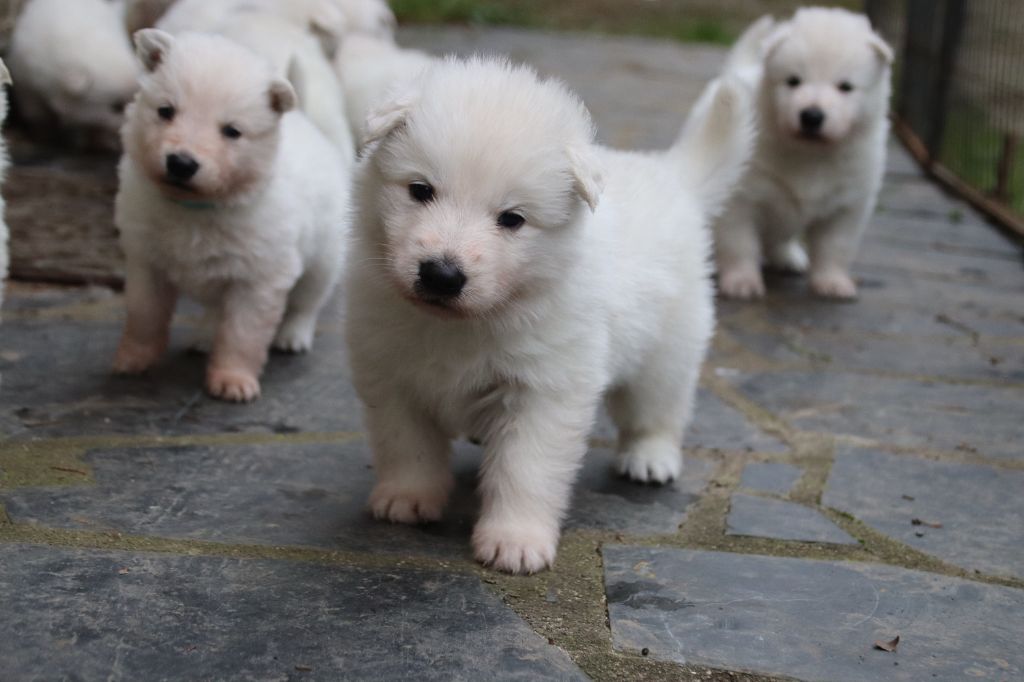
[823, 447, 1024, 580]
[726, 493, 857, 545]
[738, 462, 802, 495]
[0, 544, 586, 681]
[0, 316, 363, 439]
[604, 546, 1024, 682]
[0, 440, 713, 557]
[730, 370, 1024, 461]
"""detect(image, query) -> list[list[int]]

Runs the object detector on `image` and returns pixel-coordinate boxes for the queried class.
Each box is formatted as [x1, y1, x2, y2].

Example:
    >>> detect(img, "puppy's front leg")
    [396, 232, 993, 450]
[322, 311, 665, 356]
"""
[807, 206, 870, 300]
[366, 395, 453, 524]
[474, 391, 593, 574]
[206, 285, 288, 402]
[113, 262, 177, 374]
[715, 203, 766, 299]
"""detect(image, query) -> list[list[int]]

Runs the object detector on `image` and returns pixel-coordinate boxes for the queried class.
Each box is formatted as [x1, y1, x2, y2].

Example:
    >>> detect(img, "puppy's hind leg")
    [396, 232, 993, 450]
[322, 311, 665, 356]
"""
[715, 204, 766, 299]
[273, 258, 340, 353]
[608, 313, 709, 484]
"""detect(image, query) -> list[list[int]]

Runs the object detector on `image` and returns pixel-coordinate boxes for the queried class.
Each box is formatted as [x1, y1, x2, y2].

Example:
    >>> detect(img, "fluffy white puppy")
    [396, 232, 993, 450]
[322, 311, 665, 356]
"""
[346, 57, 752, 573]
[334, 35, 434, 140]
[0, 60, 11, 313]
[7, 0, 139, 149]
[113, 31, 349, 402]
[715, 8, 893, 300]
[333, 0, 396, 41]
[155, 0, 355, 158]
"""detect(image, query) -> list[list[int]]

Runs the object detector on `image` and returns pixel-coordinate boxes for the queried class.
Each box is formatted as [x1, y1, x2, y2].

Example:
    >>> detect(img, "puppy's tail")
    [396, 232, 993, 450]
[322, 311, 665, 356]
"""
[722, 15, 775, 84]
[670, 75, 756, 219]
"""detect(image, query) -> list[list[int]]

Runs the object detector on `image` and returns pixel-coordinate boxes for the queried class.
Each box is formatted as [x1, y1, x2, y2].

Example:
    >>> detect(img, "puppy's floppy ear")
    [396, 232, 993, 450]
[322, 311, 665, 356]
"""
[868, 32, 894, 65]
[567, 145, 605, 213]
[268, 78, 297, 114]
[134, 29, 175, 72]
[361, 88, 419, 152]
[761, 24, 791, 60]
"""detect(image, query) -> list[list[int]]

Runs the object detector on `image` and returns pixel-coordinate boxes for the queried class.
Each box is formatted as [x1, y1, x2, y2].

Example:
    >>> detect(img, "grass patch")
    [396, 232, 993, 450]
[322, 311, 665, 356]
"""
[940, 101, 1024, 215]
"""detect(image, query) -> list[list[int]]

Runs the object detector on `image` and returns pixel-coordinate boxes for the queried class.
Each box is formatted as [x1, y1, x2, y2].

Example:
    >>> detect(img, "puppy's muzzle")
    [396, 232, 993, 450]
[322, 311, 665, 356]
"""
[165, 152, 200, 182]
[799, 107, 826, 136]
[416, 258, 467, 299]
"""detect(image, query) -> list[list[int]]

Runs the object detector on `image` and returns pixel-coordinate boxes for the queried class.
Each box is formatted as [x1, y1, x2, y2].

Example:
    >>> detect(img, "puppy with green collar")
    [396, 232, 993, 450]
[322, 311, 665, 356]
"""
[113, 30, 349, 402]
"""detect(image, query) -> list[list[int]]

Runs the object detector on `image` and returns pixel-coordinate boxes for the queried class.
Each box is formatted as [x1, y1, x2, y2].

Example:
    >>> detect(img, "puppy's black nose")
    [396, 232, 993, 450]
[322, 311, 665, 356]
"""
[166, 152, 200, 181]
[417, 258, 467, 298]
[800, 107, 826, 134]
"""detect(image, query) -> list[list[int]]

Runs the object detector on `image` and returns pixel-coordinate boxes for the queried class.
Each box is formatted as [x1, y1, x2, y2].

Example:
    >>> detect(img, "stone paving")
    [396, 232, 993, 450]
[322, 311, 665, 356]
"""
[1, 26, 1023, 682]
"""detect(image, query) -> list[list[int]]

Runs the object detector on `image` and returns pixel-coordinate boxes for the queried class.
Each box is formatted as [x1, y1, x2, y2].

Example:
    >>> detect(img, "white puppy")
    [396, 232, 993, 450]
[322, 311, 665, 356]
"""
[0, 59, 11, 313]
[346, 57, 752, 573]
[715, 8, 893, 300]
[113, 31, 349, 402]
[155, 0, 355, 158]
[7, 0, 139, 149]
[334, 35, 433, 141]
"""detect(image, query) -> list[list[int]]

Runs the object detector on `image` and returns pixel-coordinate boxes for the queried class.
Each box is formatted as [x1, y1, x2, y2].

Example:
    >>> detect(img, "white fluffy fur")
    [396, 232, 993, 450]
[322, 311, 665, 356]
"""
[155, 0, 355, 158]
[7, 0, 139, 149]
[334, 35, 434, 142]
[0, 60, 11, 313]
[715, 7, 893, 300]
[346, 57, 753, 573]
[113, 31, 349, 402]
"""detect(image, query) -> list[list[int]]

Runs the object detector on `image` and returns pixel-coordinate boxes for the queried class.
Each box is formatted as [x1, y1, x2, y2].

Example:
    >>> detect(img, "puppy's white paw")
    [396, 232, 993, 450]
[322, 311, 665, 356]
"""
[206, 368, 261, 403]
[472, 520, 558, 575]
[618, 438, 682, 484]
[768, 241, 809, 273]
[718, 267, 766, 299]
[811, 270, 858, 300]
[112, 340, 163, 375]
[369, 479, 451, 524]
[273, 318, 316, 354]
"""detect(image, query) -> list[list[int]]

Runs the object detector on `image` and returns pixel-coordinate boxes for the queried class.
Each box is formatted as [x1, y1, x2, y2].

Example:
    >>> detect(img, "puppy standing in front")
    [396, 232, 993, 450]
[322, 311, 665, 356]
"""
[346, 57, 753, 573]
[112, 31, 349, 402]
[715, 8, 893, 300]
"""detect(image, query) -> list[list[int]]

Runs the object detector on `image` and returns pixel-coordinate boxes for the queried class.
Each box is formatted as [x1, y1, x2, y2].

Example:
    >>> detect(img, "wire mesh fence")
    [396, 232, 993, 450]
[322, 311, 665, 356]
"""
[867, 0, 1024, 233]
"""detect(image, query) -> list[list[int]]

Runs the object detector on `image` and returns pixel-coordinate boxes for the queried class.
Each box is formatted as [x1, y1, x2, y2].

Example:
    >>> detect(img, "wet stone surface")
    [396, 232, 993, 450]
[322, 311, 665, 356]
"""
[823, 447, 1024, 580]
[738, 462, 802, 495]
[604, 547, 1024, 682]
[726, 370, 1024, 462]
[0, 544, 586, 681]
[726, 493, 857, 545]
[0, 440, 713, 556]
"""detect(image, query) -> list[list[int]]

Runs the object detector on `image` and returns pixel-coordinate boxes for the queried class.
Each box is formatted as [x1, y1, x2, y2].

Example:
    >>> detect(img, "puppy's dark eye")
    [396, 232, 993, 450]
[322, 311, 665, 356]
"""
[409, 182, 435, 204]
[112, 100, 127, 115]
[838, 81, 855, 93]
[221, 124, 242, 140]
[497, 211, 525, 230]
[157, 105, 175, 121]
[786, 75, 802, 88]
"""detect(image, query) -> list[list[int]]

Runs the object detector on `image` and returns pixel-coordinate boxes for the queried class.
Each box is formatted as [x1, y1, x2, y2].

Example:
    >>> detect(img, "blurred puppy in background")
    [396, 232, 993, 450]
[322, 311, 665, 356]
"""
[7, 0, 139, 150]
[152, 0, 357, 158]
[347, 57, 752, 573]
[714, 7, 892, 300]
[113, 31, 349, 402]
